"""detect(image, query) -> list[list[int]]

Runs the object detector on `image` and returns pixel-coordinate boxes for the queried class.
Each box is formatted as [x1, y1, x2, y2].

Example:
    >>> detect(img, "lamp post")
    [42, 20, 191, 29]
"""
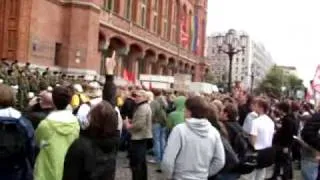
[216, 29, 248, 92]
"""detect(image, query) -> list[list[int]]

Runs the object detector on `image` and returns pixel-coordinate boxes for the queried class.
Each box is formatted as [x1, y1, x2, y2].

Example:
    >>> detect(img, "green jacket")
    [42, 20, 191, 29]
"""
[34, 110, 80, 180]
[167, 96, 186, 129]
[150, 97, 167, 126]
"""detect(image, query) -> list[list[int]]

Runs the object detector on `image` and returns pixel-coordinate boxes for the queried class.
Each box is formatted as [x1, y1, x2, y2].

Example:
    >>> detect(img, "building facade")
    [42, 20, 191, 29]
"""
[0, 0, 208, 81]
[206, 30, 274, 89]
[278, 65, 298, 76]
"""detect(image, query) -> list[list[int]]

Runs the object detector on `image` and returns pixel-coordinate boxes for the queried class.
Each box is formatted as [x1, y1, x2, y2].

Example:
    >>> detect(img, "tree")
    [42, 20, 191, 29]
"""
[257, 65, 304, 98]
[204, 70, 217, 84]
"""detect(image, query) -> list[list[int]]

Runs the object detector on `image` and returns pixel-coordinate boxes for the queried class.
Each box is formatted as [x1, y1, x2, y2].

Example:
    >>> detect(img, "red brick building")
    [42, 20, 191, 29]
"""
[0, 0, 208, 81]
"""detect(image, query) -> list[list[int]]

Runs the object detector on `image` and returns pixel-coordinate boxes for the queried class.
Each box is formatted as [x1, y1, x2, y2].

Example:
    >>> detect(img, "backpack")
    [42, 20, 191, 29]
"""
[73, 94, 91, 115]
[0, 117, 28, 171]
[227, 123, 257, 174]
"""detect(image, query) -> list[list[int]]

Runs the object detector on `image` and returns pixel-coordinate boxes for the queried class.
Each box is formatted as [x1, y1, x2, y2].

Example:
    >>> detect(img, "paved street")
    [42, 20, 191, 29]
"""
[115, 152, 165, 180]
[115, 152, 302, 180]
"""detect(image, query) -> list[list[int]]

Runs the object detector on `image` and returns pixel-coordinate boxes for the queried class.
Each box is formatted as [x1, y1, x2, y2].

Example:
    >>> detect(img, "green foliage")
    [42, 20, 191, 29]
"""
[257, 65, 304, 97]
[204, 71, 217, 84]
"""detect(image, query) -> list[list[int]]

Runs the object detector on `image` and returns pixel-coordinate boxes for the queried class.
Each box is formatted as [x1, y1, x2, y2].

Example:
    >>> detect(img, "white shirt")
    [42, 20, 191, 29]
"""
[250, 114, 275, 150]
[242, 112, 258, 134]
[76, 98, 123, 133]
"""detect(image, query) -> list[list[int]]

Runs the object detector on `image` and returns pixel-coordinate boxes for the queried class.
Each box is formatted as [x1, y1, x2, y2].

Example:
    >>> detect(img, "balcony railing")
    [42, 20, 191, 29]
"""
[100, 11, 200, 63]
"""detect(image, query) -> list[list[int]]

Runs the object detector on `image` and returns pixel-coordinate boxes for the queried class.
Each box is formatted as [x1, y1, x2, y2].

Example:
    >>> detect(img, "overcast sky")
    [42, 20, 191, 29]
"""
[206, 0, 320, 84]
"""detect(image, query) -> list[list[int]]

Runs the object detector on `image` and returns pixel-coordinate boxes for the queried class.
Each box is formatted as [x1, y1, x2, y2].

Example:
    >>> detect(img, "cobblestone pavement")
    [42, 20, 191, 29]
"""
[115, 152, 302, 180]
[115, 152, 165, 180]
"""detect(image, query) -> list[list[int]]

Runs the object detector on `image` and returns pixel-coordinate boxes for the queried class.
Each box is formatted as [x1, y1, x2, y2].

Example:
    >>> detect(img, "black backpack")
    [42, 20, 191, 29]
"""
[227, 123, 257, 174]
[0, 117, 28, 171]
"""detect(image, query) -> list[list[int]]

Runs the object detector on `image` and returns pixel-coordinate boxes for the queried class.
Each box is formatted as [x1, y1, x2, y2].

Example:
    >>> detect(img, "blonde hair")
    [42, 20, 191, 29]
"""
[145, 91, 154, 103]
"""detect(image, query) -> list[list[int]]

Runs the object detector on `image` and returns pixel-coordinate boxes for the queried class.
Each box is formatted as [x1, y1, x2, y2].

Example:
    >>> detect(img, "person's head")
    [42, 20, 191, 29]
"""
[0, 84, 15, 108]
[39, 91, 54, 109]
[185, 96, 208, 119]
[276, 101, 291, 115]
[132, 90, 148, 104]
[212, 99, 223, 114]
[52, 86, 72, 110]
[222, 97, 235, 106]
[87, 101, 118, 137]
[252, 97, 269, 115]
[221, 103, 238, 122]
[145, 91, 154, 103]
[206, 103, 219, 125]
[152, 89, 162, 97]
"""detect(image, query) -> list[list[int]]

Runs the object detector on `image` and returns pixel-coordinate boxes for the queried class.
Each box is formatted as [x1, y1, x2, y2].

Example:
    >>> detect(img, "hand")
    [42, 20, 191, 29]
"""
[283, 147, 289, 154]
[124, 119, 133, 129]
[105, 50, 116, 75]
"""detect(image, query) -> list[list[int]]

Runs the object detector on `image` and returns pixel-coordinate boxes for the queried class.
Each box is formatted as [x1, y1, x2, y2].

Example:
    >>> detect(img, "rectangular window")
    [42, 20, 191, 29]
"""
[141, 7, 146, 27]
[171, 27, 176, 42]
[163, 21, 168, 38]
[106, 0, 113, 11]
[153, 15, 158, 32]
[141, 0, 147, 27]
[54, 43, 62, 66]
[163, 0, 168, 17]
[153, 0, 158, 10]
[125, 0, 132, 19]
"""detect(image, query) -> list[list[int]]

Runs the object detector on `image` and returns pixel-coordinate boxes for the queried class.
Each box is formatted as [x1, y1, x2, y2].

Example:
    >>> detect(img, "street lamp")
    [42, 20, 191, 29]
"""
[216, 29, 248, 92]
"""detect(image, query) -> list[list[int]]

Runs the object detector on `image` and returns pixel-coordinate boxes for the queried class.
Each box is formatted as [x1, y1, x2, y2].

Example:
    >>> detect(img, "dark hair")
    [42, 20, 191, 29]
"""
[52, 86, 72, 110]
[152, 89, 162, 97]
[0, 84, 15, 108]
[185, 96, 208, 119]
[222, 97, 235, 104]
[87, 101, 118, 137]
[223, 103, 238, 121]
[277, 101, 291, 114]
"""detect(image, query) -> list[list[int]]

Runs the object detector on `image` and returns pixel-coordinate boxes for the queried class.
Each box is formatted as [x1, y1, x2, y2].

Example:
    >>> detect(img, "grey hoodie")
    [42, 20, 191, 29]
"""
[162, 118, 225, 180]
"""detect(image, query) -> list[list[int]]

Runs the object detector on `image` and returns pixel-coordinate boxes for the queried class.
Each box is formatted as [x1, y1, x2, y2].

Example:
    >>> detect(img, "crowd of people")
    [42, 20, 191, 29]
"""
[1, 52, 320, 180]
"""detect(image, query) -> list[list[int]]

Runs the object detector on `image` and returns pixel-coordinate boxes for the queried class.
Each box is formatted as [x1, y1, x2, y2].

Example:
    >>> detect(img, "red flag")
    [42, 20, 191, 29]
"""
[123, 69, 129, 81]
[123, 69, 136, 83]
[312, 65, 320, 92]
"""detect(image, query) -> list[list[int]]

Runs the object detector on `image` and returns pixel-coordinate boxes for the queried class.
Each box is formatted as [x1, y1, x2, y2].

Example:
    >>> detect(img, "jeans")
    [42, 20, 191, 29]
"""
[301, 160, 318, 180]
[129, 140, 148, 180]
[213, 173, 240, 180]
[271, 147, 293, 179]
[152, 123, 167, 163]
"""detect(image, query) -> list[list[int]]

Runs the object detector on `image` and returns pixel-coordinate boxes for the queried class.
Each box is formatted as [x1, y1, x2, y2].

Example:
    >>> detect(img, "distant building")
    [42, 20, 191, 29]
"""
[277, 65, 298, 76]
[206, 30, 274, 89]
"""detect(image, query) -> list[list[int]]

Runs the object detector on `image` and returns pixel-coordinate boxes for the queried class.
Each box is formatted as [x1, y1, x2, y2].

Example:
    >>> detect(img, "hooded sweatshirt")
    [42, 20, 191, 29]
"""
[34, 110, 80, 180]
[162, 118, 225, 180]
[167, 96, 186, 129]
